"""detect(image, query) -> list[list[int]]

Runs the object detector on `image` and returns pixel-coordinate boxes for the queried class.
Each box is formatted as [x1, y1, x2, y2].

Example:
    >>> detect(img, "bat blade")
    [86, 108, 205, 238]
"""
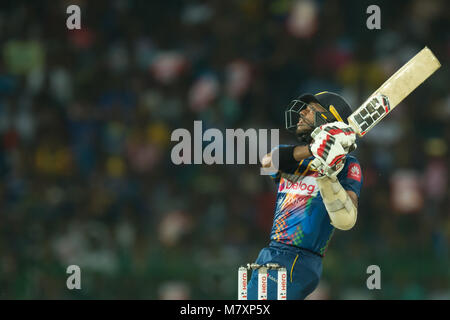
[348, 47, 441, 137]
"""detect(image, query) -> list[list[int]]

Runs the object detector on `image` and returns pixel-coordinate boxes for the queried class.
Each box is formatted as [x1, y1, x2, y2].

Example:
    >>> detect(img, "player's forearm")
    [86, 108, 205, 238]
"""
[262, 145, 312, 170]
[316, 176, 357, 231]
[293, 145, 312, 161]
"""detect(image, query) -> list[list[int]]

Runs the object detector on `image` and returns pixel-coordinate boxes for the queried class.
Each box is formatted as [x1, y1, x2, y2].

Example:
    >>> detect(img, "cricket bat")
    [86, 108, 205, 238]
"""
[347, 47, 441, 137]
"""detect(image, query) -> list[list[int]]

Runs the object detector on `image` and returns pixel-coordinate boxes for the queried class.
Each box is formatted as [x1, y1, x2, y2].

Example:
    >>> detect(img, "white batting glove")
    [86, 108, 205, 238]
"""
[310, 157, 345, 179]
[309, 135, 347, 179]
[311, 122, 357, 153]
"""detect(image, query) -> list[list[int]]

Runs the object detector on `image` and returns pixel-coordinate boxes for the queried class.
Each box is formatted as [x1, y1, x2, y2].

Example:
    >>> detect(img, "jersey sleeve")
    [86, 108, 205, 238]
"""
[267, 144, 304, 184]
[337, 156, 363, 197]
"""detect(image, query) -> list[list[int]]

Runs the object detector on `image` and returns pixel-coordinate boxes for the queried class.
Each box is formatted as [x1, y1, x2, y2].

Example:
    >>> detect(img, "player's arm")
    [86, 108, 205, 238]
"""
[316, 175, 358, 230]
[309, 122, 359, 230]
[347, 190, 358, 207]
[261, 145, 311, 170]
[262, 121, 358, 170]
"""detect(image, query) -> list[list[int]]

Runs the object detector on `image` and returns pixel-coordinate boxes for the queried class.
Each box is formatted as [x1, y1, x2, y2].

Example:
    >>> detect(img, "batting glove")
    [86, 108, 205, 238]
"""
[310, 157, 345, 179]
[309, 129, 348, 179]
[311, 122, 357, 153]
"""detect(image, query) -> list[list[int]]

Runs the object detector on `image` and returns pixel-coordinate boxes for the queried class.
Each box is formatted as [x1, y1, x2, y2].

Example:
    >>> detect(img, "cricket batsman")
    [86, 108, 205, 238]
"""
[247, 91, 363, 300]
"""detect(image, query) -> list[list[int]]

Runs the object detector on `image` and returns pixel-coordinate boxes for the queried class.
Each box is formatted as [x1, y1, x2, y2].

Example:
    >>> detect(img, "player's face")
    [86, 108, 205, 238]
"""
[296, 102, 327, 134]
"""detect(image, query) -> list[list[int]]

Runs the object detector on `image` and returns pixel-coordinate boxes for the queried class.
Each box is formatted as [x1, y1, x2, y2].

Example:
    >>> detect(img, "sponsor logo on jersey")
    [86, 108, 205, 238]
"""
[348, 162, 362, 182]
[278, 176, 317, 195]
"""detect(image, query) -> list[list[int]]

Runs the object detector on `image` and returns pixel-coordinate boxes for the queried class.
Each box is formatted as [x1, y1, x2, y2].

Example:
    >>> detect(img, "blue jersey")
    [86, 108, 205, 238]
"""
[270, 147, 363, 256]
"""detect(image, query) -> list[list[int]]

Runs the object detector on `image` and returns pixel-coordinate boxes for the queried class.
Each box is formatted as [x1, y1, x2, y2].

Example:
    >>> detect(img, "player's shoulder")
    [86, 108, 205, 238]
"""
[345, 155, 360, 166]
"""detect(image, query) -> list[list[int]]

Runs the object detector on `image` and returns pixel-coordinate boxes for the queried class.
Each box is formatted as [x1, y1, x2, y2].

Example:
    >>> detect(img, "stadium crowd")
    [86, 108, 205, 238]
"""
[0, 0, 448, 299]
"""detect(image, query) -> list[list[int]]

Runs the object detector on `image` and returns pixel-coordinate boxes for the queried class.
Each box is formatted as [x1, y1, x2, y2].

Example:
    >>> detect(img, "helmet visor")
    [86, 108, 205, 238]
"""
[285, 99, 315, 133]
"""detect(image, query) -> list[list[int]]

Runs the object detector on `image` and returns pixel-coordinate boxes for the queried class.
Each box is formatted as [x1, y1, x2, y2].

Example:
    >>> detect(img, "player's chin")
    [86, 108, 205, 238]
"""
[296, 126, 312, 135]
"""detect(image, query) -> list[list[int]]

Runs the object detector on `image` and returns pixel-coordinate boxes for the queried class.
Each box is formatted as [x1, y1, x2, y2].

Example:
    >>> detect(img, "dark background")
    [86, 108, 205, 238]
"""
[0, 0, 448, 299]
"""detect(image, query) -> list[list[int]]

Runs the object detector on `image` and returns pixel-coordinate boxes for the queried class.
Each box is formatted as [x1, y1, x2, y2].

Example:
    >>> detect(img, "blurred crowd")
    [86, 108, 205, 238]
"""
[0, 0, 448, 299]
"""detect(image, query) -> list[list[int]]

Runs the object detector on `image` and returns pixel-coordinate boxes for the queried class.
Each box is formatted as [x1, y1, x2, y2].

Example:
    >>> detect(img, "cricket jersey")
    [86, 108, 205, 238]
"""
[269, 145, 363, 256]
